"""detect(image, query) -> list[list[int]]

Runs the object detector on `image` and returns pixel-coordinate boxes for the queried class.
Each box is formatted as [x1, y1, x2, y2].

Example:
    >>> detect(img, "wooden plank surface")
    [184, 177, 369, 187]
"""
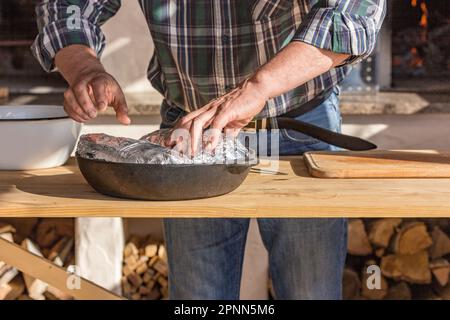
[0, 237, 123, 300]
[1, 156, 450, 218]
[304, 150, 450, 178]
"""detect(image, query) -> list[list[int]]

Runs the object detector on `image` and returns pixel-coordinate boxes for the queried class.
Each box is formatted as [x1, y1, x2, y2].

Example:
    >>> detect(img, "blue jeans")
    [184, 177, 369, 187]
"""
[161, 88, 347, 299]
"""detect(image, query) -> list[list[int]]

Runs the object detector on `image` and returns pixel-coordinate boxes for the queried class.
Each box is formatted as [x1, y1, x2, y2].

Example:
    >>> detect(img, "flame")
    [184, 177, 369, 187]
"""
[419, 2, 428, 28]
[411, 0, 429, 44]
[411, 0, 429, 29]
[410, 47, 424, 68]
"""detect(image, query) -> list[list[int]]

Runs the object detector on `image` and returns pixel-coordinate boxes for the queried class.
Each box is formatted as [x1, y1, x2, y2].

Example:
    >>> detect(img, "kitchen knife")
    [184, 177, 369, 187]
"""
[276, 117, 377, 151]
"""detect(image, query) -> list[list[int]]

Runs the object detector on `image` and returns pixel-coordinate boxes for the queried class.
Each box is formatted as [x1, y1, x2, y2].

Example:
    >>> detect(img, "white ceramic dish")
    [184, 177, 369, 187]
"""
[0, 105, 82, 170]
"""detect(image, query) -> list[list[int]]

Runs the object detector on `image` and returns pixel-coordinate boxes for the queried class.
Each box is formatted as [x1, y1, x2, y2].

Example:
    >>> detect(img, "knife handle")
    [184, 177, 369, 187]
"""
[276, 117, 377, 151]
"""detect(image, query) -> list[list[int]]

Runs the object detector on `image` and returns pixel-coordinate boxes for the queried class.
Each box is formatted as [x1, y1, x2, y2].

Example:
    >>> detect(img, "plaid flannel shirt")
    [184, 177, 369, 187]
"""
[32, 0, 386, 118]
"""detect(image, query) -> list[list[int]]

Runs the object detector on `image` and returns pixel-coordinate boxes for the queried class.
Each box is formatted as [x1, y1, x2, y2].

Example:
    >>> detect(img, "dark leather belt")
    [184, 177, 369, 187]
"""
[245, 88, 377, 151]
[245, 88, 333, 130]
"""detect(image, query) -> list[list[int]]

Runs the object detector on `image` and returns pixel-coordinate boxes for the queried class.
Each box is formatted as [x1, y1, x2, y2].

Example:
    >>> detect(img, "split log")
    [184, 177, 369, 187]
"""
[144, 244, 158, 258]
[430, 259, 450, 287]
[36, 219, 74, 248]
[146, 279, 156, 292]
[45, 285, 73, 300]
[142, 271, 153, 284]
[136, 262, 148, 275]
[0, 219, 37, 243]
[148, 255, 159, 267]
[46, 238, 74, 300]
[21, 239, 48, 300]
[43, 291, 59, 300]
[147, 268, 156, 277]
[391, 222, 433, 255]
[381, 250, 431, 284]
[342, 268, 361, 300]
[0, 232, 14, 242]
[361, 260, 388, 300]
[138, 285, 151, 296]
[0, 275, 25, 300]
[368, 218, 402, 248]
[146, 287, 161, 300]
[153, 260, 168, 277]
[47, 236, 73, 266]
[158, 244, 167, 263]
[121, 276, 132, 297]
[156, 275, 168, 288]
[434, 283, 450, 300]
[127, 272, 143, 288]
[374, 248, 385, 258]
[134, 256, 149, 275]
[152, 271, 164, 282]
[124, 255, 138, 270]
[347, 219, 372, 256]
[384, 282, 412, 300]
[126, 255, 144, 272]
[0, 267, 19, 287]
[0, 265, 9, 277]
[131, 292, 141, 300]
[124, 242, 139, 258]
[160, 286, 169, 299]
[428, 226, 450, 259]
[127, 235, 141, 247]
[123, 265, 133, 277]
[0, 224, 16, 235]
[420, 219, 450, 233]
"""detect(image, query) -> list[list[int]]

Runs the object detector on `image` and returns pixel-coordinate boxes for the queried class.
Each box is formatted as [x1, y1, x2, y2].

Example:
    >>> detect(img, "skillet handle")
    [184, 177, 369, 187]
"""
[276, 117, 377, 151]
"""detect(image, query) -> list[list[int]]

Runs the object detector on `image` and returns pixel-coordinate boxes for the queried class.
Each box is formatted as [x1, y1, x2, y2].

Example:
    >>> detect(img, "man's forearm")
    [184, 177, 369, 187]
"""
[55, 45, 105, 85]
[250, 42, 350, 100]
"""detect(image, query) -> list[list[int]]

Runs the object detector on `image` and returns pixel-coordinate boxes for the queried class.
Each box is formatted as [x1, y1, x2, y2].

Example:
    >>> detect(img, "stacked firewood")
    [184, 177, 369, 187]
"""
[121, 235, 169, 300]
[0, 219, 75, 300]
[344, 218, 450, 300]
[3, 218, 450, 300]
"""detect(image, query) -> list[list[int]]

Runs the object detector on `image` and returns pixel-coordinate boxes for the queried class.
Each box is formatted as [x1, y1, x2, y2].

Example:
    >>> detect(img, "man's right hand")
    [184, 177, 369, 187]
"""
[55, 45, 130, 125]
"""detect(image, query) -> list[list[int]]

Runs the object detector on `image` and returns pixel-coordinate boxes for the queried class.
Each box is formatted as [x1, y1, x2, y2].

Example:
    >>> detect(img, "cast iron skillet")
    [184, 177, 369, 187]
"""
[76, 117, 376, 201]
[76, 155, 254, 201]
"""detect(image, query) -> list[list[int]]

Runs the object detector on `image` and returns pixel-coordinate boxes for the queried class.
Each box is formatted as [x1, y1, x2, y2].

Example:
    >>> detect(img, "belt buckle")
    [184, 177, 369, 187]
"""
[243, 119, 268, 132]
[243, 119, 257, 132]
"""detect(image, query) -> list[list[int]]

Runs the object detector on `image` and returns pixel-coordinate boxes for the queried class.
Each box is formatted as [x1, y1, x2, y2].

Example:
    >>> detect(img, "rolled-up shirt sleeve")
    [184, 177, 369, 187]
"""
[293, 0, 386, 65]
[31, 0, 121, 72]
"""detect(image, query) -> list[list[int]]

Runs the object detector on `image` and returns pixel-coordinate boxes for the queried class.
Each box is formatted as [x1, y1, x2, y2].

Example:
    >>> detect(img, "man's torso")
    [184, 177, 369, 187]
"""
[138, 0, 352, 117]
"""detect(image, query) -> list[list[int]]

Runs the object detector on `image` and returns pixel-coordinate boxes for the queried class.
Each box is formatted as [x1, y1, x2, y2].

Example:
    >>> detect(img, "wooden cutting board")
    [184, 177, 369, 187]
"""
[304, 150, 450, 178]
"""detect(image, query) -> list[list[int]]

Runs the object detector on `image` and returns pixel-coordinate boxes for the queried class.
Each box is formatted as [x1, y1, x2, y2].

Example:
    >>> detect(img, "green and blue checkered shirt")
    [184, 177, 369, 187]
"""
[32, 0, 386, 118]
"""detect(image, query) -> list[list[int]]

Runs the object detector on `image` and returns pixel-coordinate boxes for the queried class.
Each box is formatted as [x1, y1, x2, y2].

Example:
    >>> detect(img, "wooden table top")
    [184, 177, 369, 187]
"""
[1, 157, 450, 218]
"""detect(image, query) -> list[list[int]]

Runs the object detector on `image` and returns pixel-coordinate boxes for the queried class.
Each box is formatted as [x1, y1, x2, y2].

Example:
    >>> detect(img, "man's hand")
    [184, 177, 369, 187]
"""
[165, 78, 268, 156]
[55, 45, 130, 125]
[63, 69, 130, 124]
